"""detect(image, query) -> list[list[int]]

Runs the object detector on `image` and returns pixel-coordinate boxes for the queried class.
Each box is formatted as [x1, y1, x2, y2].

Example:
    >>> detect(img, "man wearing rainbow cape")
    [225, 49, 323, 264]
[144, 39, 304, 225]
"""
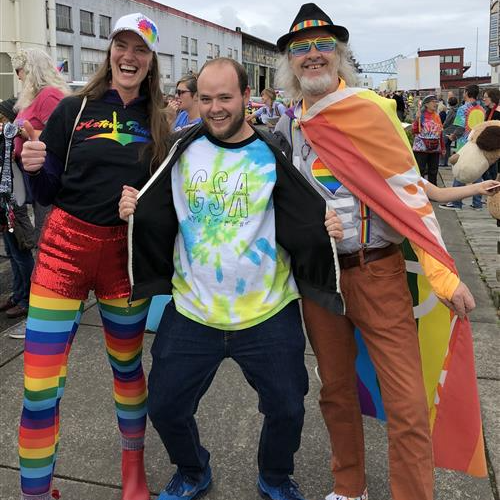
[274, 4, 486, 500]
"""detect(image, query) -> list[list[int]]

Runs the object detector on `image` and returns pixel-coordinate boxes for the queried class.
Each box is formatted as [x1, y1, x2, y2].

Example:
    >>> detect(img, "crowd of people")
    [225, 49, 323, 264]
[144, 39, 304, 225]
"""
[1, 5, 500, 500]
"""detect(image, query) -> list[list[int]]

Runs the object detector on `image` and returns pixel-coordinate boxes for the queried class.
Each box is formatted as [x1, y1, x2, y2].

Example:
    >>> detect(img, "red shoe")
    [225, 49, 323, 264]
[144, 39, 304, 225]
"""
[121, 449, 150, 500]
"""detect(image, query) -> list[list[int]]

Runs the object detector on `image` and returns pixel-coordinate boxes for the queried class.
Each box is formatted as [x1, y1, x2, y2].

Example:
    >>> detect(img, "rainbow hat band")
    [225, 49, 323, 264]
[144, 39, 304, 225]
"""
[277, 3, 349, 52]
[110, 13, 159, 52]
[291, 19, 330, 32]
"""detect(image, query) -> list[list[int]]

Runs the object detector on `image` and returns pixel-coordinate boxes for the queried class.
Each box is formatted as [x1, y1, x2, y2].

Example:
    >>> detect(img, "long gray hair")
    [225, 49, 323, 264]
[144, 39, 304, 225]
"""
[11, 48, 70, 111]
[275, 41, 358, 101]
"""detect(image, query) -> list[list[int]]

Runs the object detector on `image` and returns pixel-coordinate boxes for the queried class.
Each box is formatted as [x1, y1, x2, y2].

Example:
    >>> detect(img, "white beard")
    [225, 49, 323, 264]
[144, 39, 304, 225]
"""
[299, 72, 336, 96]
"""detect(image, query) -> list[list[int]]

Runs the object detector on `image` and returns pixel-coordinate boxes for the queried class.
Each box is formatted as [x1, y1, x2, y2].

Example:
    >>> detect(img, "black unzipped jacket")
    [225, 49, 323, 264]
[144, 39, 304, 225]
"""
[128, 124, 344, 314]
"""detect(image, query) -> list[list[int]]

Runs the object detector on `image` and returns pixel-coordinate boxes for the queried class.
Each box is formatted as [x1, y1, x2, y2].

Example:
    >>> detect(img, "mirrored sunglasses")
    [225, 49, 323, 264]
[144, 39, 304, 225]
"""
[289, 36, 337, 57]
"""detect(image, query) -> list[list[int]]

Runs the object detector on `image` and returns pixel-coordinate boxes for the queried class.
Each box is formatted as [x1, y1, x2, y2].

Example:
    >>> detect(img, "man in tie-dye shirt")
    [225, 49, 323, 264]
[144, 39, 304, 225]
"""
[120, 57, 344, 500]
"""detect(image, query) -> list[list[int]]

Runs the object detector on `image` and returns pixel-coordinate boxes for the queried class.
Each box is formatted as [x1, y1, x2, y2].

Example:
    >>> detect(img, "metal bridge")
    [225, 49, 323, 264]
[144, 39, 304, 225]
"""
[359, 54, 406, 74]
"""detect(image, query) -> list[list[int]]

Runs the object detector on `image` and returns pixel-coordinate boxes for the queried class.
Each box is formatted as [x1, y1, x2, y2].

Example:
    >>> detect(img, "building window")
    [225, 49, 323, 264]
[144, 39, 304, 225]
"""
[227, 48, 233, 58]
[207, 43, 213, 59]
[191, 60, 198, 73]
[56, 45, 72, 77]
[81, 48, 106, 80]
[444, 55, 452, 63]
[80, 10, 94, 36]
[191, 38, 198, 56]
[439, 56, 445, 63]
[56, 4, 72, 31]
[452, 55, 460, 63]
[214, 44, 220, 58]
[441, 68, 459, 76]
[234, 49, 239, 61]
[181, 58, 189, 75]
[99, 15, 111, 39]
[158, 53, 174, 87]
[181, 36, 189, 54]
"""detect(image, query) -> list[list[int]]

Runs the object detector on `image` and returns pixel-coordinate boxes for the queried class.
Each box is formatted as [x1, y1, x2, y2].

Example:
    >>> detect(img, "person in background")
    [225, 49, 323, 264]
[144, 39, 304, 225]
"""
[412, 95, 444, 185]
[392, 91, 406, 121]
[482, 88, 500, 181]
[0, 98, 35, 323]
[437, 100, 447, 124]
[484, 88, 500, 122]
[17, 12, 168, 500]
[439, 96, 458, 167]
[439, 84, 485, 210]
[168, 74, 201, 131]
[10, 48, 70, 243]
[246, 87, 288, 130]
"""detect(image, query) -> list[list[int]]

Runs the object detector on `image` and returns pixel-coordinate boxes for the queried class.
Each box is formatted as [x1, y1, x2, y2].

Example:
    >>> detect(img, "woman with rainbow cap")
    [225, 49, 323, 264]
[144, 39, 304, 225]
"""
[18, 12, 168, 500]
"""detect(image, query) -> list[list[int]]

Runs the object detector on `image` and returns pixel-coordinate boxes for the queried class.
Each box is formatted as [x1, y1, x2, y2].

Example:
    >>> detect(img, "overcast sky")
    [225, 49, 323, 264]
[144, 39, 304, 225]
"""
[155, 0, 493, 83]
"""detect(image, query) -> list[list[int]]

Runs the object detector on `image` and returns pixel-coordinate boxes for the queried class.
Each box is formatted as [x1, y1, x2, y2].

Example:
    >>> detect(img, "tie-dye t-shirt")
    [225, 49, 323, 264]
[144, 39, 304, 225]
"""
[453, 101, 485, 151]
[171, 133, 299, 330]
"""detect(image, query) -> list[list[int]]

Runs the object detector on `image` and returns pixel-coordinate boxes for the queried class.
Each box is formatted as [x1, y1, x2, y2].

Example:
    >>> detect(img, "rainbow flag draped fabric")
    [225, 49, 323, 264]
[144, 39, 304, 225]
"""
[299, 88, 487, 477]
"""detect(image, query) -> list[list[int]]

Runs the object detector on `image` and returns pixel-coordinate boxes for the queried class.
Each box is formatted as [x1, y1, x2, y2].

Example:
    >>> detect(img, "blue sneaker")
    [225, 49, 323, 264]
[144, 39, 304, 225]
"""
[158, 466, 212, 500]
[258, 475, 306, 500]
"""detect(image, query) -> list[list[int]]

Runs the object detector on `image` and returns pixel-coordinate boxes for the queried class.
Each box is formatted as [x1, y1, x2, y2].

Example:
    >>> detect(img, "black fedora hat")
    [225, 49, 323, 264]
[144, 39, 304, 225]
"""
[277, 3, 349, 52]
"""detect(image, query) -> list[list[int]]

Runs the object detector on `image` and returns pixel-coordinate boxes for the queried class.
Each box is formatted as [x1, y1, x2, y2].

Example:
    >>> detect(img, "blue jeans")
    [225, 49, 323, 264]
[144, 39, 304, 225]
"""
[148, 300, 308, 486]
[451, 178, 482, 208]
[2, 231, 34, 308]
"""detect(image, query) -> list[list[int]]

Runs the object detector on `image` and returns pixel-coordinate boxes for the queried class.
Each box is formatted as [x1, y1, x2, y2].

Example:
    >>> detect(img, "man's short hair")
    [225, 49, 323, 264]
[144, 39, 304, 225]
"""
[198, 57, 248, 95]
[465, 84, 479, 100]
[448, 96, 458, 107]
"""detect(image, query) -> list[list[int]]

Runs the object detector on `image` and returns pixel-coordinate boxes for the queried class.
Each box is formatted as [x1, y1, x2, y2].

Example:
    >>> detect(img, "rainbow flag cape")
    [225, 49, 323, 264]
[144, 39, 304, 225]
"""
[300, 88, 486, 477]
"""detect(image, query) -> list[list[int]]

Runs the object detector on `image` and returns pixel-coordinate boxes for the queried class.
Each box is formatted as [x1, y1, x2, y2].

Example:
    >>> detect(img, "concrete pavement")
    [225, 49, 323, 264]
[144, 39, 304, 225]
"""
[0, 169, 498, 500]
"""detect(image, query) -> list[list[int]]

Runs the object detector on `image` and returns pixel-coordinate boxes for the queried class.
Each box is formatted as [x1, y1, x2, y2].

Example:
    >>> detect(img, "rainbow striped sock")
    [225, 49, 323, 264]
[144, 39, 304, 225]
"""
[98, 297, 150, 449]
[20, 284, 83, 497]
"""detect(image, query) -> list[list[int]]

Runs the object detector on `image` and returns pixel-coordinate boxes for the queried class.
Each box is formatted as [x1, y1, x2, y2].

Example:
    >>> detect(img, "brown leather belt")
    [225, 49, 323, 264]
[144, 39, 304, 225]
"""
[338, 243, 400, 270]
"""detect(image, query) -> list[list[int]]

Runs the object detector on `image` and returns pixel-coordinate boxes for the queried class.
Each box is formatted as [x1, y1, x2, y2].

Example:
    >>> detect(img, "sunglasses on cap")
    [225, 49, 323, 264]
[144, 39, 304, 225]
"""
[289, 36, 337, 57]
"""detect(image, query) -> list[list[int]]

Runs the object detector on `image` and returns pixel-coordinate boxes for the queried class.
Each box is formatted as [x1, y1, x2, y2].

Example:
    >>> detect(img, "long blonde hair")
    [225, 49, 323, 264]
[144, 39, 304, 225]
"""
[11, 48, 70, 111]
[275, 41, 358, 101]
[77, 44, 169, 172]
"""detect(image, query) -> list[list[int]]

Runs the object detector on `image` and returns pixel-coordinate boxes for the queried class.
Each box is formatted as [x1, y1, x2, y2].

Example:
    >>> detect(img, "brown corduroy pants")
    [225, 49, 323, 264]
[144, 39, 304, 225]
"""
[302, 251, 434, 500]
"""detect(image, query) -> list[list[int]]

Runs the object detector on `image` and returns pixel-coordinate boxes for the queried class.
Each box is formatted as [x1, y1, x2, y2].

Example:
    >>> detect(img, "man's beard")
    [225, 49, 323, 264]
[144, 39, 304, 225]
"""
[299, 72, 336, 96]
[204, 104, 246, 141]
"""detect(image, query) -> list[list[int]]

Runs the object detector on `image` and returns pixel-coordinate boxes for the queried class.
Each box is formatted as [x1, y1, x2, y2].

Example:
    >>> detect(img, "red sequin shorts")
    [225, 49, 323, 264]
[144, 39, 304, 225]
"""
[32, 207, 130, 300]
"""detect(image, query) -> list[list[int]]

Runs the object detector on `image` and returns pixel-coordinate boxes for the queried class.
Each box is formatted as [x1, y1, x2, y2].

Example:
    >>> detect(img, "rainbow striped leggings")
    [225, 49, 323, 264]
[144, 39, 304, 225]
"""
[19, 283, 150, 498]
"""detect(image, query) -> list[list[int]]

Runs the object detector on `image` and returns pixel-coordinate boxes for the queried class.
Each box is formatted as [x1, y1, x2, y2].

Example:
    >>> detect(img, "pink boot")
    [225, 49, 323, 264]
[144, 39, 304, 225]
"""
[121, 449, 150, 500]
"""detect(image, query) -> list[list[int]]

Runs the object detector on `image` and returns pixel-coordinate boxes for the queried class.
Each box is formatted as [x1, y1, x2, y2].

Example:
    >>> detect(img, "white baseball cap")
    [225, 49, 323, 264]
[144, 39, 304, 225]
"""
[109, 13, 159, 52]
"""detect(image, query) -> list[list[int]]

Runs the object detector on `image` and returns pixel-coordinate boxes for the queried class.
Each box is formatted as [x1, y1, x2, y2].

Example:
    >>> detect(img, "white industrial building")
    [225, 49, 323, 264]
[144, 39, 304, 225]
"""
[1, 0, 242, 99]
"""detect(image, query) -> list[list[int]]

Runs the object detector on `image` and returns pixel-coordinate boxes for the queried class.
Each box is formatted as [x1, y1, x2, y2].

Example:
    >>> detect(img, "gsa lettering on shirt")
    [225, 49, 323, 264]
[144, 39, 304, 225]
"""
[186, 168, 249, 222]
